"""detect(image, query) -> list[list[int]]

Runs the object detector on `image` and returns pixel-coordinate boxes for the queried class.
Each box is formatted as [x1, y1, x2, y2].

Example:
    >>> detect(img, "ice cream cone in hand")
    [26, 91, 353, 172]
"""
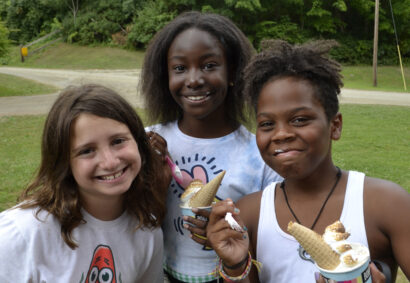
[188, 170, 226, 207]
[287, 221, 341, 270]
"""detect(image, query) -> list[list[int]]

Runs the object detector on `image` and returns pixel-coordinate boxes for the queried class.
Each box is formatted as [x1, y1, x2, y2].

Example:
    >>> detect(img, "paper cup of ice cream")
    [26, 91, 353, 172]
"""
[287, 221, 372, 283]
[180, 205, 212, 226]
[317, 243, 372, 283]
[179, 171, 225, 224]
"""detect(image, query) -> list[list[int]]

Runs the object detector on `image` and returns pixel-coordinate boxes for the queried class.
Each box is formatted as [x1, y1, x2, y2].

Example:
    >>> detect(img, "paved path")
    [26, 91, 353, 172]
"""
[0, 67, 409, 116]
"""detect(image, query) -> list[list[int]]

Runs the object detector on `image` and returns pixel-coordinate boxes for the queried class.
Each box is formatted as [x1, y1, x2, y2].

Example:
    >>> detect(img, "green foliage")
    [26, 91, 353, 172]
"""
[252, 18, 308, 48]
[128, 1, 176, 48]
[1, 0, 409, 64]
[61, 0, 133, 45]
[0, 0, 10, 20]
[229, 0, 261, 12]
[0, 21, 10, 63]
[6, 0, 58, 44]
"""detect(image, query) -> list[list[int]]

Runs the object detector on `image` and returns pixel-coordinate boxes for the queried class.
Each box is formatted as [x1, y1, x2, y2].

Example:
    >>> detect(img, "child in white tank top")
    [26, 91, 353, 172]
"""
[206, 40, 410, 283]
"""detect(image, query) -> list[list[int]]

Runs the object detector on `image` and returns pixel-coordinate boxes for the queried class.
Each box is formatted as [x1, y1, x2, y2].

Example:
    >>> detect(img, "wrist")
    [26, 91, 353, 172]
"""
[217, 251, 252, 282]
[222, 253, 249, 276]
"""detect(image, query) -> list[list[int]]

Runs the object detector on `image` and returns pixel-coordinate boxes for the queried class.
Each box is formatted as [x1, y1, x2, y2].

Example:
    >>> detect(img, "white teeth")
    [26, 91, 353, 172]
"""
[100, 170, 123, 180]
[275, 149, 285, 153]
[187, 96, 206, 101]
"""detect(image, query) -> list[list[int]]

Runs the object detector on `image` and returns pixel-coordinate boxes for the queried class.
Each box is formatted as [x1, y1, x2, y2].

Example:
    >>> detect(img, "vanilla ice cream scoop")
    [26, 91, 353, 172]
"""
[323, 220, 350, 243]
[288, 220, 370, 272]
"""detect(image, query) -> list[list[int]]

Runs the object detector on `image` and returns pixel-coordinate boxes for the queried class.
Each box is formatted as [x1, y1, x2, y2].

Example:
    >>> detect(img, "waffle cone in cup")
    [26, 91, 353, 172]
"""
[188, 170, 226, 207]
[287, 221, 341, 270]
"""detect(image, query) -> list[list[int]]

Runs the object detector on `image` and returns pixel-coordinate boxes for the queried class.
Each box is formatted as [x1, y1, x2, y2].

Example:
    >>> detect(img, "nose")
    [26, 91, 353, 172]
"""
[271, 123, 295, 143]
[99, 148, 120, 170]
[186, 68, 204, 89]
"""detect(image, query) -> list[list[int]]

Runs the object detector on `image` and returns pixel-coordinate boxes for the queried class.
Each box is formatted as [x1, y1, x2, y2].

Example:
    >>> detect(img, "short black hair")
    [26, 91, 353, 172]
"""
[140, 11, 253, 127]
[244, 39, 343, 120]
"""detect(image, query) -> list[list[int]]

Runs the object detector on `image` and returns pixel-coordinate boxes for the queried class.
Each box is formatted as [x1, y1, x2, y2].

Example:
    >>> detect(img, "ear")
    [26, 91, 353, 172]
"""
[330, 112, 342, 140]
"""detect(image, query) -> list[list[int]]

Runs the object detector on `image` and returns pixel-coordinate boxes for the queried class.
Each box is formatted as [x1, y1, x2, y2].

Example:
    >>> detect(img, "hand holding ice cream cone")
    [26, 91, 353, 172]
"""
[180, 171, 226, 246]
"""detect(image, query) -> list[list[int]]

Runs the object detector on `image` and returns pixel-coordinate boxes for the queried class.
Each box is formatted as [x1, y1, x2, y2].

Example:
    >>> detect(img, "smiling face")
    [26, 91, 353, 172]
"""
[70, 114, 141, 212]
[167, 28, 229, 122]
[256, 77, 342, 179]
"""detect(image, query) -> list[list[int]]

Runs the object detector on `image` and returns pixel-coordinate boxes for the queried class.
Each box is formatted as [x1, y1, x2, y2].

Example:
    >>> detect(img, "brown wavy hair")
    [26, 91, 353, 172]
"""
[18, 84, 166, 249]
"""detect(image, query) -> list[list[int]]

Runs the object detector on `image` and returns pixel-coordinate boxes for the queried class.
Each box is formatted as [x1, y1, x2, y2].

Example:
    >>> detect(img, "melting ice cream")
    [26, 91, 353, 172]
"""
[288, 220, 370, 272]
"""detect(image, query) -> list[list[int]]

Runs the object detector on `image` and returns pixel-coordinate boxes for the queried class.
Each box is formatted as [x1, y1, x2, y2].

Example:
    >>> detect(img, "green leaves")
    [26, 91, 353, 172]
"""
[0, 21, 10, 61]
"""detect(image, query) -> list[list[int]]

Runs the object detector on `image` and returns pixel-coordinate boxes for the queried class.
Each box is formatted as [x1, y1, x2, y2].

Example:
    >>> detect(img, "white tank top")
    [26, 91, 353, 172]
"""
[256, 171, 368, 283]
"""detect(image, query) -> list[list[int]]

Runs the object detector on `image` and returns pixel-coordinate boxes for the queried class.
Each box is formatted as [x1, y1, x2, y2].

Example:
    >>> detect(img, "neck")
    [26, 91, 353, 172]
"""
[82, 196, 125, 221]
[283, 165, 341, 196]
[178, 114, 236, 138]
[281, 166, 342, 230]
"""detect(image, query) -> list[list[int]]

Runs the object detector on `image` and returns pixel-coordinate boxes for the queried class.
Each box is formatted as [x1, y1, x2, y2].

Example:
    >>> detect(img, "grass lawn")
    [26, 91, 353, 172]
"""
[7, 42, 145, 69]
[342, 65, 410, 93]
[0, 73, 58, 97]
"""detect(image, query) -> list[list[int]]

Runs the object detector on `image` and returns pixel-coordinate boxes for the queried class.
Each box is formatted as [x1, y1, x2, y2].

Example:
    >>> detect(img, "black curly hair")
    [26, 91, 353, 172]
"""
[244, 39, 343, 121]
[140, 11, 253, 128]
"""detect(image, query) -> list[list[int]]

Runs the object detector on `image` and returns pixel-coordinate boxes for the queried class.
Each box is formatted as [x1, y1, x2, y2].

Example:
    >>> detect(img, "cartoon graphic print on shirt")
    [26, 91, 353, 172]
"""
[85, 245, 117, 283]
[170, 153, 223, 250]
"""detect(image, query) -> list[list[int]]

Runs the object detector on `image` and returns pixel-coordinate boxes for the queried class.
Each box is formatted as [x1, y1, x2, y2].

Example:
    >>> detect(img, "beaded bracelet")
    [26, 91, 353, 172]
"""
[217, 251, 252, 282]
[223, 253, 250, 270]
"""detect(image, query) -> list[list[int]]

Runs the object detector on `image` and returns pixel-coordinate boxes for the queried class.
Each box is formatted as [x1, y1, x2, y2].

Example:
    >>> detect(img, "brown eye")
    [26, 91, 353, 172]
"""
[292, 117, 309, 126]
[203, 62, 216, 70]
[79, 148, 93, 155]
[173, 65, 185, 72]
[258, 121, 274, 130]
[112, 138, 125, 145]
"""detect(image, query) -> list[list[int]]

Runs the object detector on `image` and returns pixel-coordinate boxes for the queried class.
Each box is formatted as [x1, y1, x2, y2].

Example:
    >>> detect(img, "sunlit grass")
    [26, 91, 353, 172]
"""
[7, 42, 145, 69]
[0, 73, 58, 97]
[342, 65, 410, 93]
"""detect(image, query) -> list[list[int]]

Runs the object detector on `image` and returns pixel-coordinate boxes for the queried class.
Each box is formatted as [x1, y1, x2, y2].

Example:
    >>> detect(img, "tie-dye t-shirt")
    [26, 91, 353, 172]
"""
[147, 121, 282, 282]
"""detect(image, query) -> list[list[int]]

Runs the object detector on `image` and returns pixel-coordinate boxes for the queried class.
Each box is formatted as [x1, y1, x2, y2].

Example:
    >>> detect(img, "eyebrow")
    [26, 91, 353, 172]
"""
[257, 106, 312, 117]
[71, 131, 132, 154]
[168, 52, 223, 61]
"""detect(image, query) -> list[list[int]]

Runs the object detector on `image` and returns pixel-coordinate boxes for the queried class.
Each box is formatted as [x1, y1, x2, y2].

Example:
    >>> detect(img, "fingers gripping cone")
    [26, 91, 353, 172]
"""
[189, 170, 226, 207]
[287, 221, 341, 270]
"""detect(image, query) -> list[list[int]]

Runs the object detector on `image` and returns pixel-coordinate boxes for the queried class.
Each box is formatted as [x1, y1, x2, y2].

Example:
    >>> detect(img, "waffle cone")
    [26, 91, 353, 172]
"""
[287, 221, 340, 270]
[189, 171, 226, 207]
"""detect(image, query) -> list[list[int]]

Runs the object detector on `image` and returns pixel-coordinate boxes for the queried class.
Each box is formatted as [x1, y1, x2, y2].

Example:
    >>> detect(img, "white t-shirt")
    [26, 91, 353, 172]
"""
[257, 171, 368, 282]
[0, 206, 164, 283]
[147, 121, 282, 282]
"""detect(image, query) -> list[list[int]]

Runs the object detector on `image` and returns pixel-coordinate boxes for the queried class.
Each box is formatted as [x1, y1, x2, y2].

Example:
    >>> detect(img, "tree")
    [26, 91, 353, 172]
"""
[66, 0, 80, 26]
[0, 21, 10, 60]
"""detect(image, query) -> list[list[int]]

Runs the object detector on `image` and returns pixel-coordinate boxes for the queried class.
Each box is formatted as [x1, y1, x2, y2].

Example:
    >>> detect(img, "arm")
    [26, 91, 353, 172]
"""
[207, 194, 263, 283]
[363, 177, 410, 280]
[147, 131, 172, 193]
[207, 199, 252, 282]
[0, 210, 32, 282]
